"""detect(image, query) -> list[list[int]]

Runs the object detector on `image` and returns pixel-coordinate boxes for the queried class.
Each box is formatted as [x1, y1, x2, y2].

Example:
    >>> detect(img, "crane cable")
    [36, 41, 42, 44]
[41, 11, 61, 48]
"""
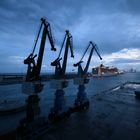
[80, 43, 91, 62]
[58, 34, 66, 58]
[32, 21, 43, 55]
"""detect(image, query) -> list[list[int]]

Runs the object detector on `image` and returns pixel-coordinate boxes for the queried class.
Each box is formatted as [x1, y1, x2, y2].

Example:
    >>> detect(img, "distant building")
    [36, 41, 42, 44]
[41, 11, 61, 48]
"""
[92, 64, 119, 75]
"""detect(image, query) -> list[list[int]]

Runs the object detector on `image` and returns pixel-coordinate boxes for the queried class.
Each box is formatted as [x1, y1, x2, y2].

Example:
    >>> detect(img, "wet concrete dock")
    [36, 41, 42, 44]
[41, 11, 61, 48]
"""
[40, 82, 140, 140]
[0, 80, 140, 140]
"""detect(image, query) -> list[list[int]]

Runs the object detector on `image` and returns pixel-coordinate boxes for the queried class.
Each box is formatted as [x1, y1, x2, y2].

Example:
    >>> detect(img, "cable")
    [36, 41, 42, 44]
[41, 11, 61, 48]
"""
[32, 21, 43, 54]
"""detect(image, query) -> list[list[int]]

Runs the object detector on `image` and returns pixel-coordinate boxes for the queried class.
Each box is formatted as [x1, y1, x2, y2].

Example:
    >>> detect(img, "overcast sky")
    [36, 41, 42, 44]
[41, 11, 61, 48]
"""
[0, 0, 140, 73]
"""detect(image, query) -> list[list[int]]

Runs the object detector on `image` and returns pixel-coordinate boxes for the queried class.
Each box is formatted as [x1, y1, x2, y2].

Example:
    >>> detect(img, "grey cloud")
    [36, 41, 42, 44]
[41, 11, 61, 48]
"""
[112, 58, 140, 64]
[125, 0, 140, 15]
[0, 0, 140, 72]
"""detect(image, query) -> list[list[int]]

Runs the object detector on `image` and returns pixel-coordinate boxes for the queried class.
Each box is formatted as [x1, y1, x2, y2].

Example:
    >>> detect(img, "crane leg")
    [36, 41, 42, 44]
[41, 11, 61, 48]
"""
[26, 94, 41, 122]
[70, 84, 89, 112]
[16, 94, 49, 139]
[48, 89, 71, 121]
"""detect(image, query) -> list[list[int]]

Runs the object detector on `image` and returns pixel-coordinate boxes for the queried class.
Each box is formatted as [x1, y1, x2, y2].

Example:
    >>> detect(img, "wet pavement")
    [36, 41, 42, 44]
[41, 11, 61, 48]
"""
[40, 82, 140, 140]
[0, 75, 140, 139]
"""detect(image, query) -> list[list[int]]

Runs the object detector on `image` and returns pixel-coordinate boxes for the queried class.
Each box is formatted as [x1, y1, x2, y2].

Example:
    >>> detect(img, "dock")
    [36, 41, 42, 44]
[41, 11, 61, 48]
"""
[39, 82, 140, 140]
[0, 81, 140, 140]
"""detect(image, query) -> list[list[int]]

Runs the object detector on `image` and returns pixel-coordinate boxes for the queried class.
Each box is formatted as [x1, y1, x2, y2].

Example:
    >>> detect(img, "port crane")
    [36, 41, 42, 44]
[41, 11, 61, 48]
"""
[74, 41, 102, 77]
[23, 17, 56, 118]
[24, 18, 56, 82]
[51, 30, 74, 78]
[49, 30, 74, 120]
[17, 18, 56, 139]
[72, 41, 102, 111]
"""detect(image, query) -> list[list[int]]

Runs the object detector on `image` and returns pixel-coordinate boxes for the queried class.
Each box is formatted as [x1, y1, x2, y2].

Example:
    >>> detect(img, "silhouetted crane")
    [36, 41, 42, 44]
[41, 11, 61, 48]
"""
[24, 18, 56, 82]
[48, 30, 74, 121]
[71, 41, 102, 111]
[18, 18, 56, 138]
[74, 41, 102, 77]
[51, 30, 74, 78]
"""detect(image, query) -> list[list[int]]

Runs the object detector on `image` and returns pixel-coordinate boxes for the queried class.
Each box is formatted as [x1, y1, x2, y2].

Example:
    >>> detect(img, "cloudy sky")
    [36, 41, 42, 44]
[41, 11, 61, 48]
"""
[0, 0, 140, 73]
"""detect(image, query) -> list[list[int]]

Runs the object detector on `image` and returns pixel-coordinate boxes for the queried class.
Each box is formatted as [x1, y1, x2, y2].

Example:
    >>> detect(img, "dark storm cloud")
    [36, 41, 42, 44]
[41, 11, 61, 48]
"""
[125, 0, 140, 15]
[0, 0, 140, 72]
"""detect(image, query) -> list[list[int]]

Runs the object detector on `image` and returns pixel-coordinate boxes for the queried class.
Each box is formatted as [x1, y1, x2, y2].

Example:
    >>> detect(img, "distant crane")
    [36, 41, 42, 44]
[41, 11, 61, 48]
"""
[74, 41, 102, 77]
[49, 30, 74, 121]
[72, 41, 102, 111]
[51, 30, 74, 78]
[24, 18, 56, 82]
